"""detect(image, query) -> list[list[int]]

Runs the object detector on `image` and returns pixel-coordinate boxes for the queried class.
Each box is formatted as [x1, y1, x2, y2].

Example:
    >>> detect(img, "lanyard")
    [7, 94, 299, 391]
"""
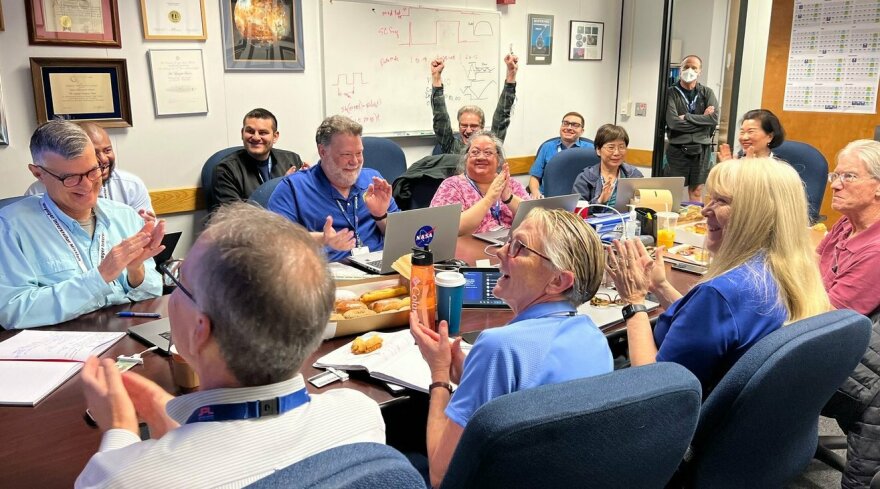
[674, 86, 699, 114]
[101, 181, 112, 200]
[185, 387, 310, 424]
[334, 196, 362, 247]
[465, 176, 502, 224]
[256, 155, 273, 185]
[41, 201, 106, 273]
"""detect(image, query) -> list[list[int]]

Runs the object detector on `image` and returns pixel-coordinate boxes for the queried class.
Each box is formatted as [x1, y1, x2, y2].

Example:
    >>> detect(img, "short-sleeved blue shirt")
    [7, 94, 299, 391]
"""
[267, 164, 399, 262]
[445, 301, 613, 428]
[529, 138, 594, 194]
[654, 255, 786, 394]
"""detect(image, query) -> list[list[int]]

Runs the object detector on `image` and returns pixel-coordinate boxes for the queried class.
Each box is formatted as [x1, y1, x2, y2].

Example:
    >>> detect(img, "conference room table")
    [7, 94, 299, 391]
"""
[0, 236, 701, 488]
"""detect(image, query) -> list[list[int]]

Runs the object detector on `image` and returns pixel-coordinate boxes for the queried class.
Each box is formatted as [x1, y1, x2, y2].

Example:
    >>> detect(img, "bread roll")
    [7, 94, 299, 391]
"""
[335, 300, 368, 313]
[335, 289, 359, 301]
[352, 334, 383, 354]
[343, 308, 377, 320]
[329, 313, 344, 321]
[371, 298, 403, 313]
[361, 285, 408, 303]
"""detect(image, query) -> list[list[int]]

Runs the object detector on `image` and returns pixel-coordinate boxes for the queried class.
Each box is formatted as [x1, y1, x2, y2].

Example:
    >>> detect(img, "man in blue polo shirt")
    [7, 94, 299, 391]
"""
[267, 115, 399, 262]
[527, 112, 593, 199]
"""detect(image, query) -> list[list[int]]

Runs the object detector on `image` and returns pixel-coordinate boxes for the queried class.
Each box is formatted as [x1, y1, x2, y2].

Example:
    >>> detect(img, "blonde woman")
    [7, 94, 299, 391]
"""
[606, 158, 830, 395]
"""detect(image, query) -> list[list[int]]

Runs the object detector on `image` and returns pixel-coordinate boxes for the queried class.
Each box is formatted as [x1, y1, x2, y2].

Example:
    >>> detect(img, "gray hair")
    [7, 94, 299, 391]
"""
[315, 115, 363, 147]
[193, 203, 334, 386]
[839, 139, 880, 180]
[458, 130, 506, 174]
[457, 105, 485, 126]
[30, 119, 91, 165]
[526, 208, 604, 305]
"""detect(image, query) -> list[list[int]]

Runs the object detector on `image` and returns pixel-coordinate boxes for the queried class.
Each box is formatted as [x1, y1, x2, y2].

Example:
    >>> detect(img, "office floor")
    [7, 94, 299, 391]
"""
[787, 417, 845, 488]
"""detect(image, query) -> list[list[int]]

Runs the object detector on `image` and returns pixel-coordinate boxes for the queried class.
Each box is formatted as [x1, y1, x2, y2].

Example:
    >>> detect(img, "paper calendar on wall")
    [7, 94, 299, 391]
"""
[783, 0, 880, 114]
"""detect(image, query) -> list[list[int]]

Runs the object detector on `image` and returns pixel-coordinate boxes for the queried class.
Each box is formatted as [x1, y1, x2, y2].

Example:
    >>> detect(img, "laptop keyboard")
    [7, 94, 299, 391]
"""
[365, 259, 383, 268]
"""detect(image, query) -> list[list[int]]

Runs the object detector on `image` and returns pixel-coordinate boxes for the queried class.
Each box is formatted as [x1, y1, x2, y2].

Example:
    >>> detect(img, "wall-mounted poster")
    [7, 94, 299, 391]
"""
[140, 0, 207, 40]
[220, 0, 305, 71]
[569, 21, 603, 61]
[26, 0, 121, 47]
[30, 57, 132, 128]
[527, 14, 553, 65]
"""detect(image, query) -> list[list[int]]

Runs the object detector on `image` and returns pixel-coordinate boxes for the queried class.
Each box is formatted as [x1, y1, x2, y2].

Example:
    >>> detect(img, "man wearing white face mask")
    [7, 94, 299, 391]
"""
[664, 55, 718, 201]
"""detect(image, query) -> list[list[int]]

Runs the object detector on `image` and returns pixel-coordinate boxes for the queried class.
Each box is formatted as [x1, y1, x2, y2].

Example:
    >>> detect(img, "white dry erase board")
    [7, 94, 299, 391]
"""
[321, 0, 501, 137]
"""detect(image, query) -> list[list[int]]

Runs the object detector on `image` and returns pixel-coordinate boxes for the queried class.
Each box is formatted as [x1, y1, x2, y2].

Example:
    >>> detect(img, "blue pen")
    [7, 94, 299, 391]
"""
[116, 312, 162, 318]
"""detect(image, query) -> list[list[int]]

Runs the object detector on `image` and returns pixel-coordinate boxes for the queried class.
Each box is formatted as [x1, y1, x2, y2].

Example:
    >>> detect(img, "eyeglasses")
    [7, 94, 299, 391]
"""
[590, 292, 625, 307]
[39, 163, 109, 188]
[486, 238, 552, 262]
[468, 148, 498, 158]
[827, 172, 862, 184]
[561, 120, 583, 129]
[159, 262, 197, 306]
[601, 144, 627, 153]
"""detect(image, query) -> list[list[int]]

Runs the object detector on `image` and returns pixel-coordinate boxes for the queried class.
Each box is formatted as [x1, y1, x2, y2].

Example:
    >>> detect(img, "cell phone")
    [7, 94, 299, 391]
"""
[671, 262, 707, 275]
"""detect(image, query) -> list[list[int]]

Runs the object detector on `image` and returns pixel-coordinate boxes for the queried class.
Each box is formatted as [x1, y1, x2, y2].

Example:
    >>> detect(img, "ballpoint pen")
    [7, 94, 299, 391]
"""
[116, 312, 162, 318]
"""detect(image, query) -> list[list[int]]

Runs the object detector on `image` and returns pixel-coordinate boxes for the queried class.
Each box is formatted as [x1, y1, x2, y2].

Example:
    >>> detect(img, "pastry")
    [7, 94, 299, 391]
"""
[329, 313, 344, 321]
[371, 298, 403, 313]
[343, 308, 377, 320]
[351, 334, 383, 354]
[360, 285, 408, 303]
[335, 299, 368, 313]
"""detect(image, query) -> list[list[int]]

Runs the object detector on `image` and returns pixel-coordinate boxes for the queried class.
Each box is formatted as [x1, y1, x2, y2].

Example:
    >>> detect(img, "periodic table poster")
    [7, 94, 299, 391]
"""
[783, 0, 880, 114]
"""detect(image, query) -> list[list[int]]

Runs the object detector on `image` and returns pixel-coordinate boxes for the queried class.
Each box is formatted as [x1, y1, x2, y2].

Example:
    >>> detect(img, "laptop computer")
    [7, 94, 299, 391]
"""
[472, 193, 580, 246]
[348, 204, 462, 275]
[128, 318, 173, 355]
[614, 177, 686, 212]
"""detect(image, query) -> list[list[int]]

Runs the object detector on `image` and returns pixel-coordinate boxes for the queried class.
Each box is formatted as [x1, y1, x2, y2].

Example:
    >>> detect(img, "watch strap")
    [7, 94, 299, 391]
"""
[429, 381, 454, 395]
[622, 303, 649, 320]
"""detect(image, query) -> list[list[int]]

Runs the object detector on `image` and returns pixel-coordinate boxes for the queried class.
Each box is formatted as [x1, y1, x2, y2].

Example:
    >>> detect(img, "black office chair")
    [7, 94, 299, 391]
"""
[201, 146, 243, 211]
[441, 362, 702, 489]
[363, 136, 407, 182]
[773, 140, 828, 223]
[543, 147, 600, 197]
[680, 310, 871, 488]
[248, 176, 284, 209]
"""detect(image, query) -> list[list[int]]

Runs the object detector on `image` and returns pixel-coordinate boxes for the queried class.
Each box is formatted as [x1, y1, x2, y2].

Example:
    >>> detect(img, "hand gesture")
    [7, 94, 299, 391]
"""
[122, 371, 179, 439]
[322, 216, 356, 251]
[598, 177, 615, 203]
[716, 143, 734, 162]
[499, 163, 513, 204]
[485, 168, 509, 203]
[431, 58, 445, 86]
[138, 209, 157, 223]
[80, 356, 139, 434]
[504, 54, 519, 82]
[363, 176, 392, 217]
[704, 105, 716, 116]
[98, 219, 166, 284]
[744, 146, 759, 158]
[605, 239, 653, 304]
[410, 312, 461, 382]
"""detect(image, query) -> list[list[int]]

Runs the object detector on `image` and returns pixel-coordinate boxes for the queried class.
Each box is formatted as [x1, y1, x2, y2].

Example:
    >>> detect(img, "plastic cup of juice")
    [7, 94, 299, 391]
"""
[656, 211, 679, 248]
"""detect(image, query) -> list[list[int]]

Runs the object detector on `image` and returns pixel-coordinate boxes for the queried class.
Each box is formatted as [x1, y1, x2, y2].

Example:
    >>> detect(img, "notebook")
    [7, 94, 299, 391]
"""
[472, 194, 580, 246]
[348, 204, 462, 275]
[0, 330, 125, 406]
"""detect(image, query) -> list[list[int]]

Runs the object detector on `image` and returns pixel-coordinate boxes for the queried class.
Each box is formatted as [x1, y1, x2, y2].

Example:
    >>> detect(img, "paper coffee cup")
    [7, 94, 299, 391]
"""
[435, 271, 466, 336]
[169, 345, 199, 389]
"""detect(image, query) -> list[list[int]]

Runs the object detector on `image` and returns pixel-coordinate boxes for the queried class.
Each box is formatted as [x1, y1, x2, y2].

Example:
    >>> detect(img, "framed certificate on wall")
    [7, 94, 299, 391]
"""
[30, 58, 132, 128]
[26, 0, 121, 47]
[140, 0, 207, 40]
[147, 49, 208, 116]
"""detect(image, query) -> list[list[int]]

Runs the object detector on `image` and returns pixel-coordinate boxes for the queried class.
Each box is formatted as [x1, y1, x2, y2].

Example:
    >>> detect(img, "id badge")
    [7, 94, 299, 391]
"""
[351, 245, 370, 257]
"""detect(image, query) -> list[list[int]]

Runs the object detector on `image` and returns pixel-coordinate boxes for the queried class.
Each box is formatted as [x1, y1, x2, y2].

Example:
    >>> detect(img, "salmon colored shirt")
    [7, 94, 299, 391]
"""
[816, 216, 880, 315]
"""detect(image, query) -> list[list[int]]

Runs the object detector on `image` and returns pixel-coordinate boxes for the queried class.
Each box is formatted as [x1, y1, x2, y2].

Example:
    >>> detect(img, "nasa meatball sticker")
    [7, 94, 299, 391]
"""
[414, 226, 435, 247]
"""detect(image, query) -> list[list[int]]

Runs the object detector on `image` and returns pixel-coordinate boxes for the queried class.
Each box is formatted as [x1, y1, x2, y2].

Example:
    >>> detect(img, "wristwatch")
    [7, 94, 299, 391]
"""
[621, 303, 648, 321]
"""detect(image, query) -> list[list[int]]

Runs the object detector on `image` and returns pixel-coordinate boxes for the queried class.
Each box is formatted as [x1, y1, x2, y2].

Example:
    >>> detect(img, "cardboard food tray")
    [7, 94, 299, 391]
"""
[673, 220, 708, 248]
[324, 278, 409, 339]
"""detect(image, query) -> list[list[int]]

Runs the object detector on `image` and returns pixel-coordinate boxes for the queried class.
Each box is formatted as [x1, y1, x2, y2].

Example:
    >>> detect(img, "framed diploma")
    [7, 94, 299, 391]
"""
[140, 0, 207, 40]
[220, 0, 305, 71]
[30, 58, 132, 128]
[26, 0, 121, 47]
[147, 49, 208, 116]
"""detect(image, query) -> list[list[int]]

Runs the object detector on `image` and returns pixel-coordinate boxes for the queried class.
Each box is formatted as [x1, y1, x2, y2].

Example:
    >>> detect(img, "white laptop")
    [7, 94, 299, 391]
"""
[348, 204, 462, 275]
[614, 177, 686, 212]
[472, 193, 580, 246]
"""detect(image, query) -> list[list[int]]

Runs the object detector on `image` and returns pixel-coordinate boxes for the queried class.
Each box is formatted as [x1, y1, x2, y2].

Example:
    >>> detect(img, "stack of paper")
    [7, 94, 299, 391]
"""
[0, 330, 125, 406]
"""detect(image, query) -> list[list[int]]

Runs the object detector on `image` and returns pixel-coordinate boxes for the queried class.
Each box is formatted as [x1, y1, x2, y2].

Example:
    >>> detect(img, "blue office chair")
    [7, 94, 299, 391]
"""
[0, 196, 27, 209]
[441, 362, 702, 489]
[534, 136, 593, 156]
[681, 309, 871, 488]
[244, 442, 425, 488]
[248, 176, 284, 209]
[542, 147, 600, 197]
[362, 137, 407, 182]
[201, 146, 243, 211]
[773, 140, 828, 223]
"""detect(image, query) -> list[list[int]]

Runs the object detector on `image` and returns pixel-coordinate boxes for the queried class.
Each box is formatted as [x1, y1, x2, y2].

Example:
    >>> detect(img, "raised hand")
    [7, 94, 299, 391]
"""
[98, 219, 166, 284]
[322, 216, 356, 251]
[364, 176, 392, 217]
[605, 239, 653, 304]
[504, 54, 519, 82]
[598, 177, 615, 203]
[716, 143, 734, 162]
[431, 58, 445, 87]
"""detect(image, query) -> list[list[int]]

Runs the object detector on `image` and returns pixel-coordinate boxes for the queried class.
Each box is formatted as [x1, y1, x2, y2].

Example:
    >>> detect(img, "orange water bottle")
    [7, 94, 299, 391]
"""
[410, 247, 436, 331]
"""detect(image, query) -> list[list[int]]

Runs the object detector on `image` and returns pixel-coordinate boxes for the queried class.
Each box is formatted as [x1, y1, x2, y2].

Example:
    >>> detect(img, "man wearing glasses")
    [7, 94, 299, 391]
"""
[25, 122, 154, 216]
[430, 54, 519, 155]
[527, 112, 593, 199]
[0, 120, 163, 329]
[267, 115, 398, 262]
